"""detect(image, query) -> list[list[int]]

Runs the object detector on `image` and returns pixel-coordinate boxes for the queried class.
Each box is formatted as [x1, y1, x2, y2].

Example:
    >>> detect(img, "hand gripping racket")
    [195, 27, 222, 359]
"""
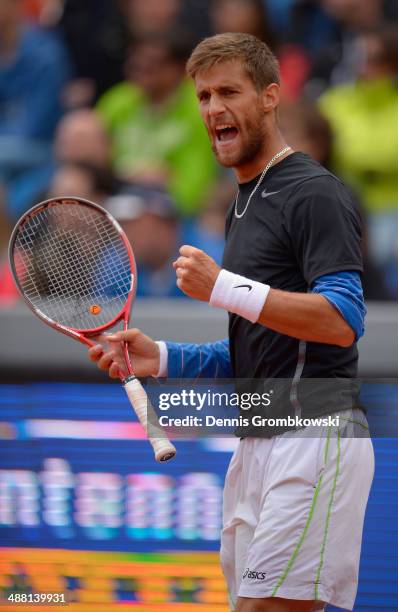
[9, 197, 176, 462]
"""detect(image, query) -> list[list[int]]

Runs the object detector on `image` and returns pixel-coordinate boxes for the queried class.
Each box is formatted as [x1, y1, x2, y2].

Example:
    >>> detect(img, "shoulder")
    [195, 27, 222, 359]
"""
[281, 155, 357, 215]
[293, 172, 350, 202]
[280, 152, 334, 185]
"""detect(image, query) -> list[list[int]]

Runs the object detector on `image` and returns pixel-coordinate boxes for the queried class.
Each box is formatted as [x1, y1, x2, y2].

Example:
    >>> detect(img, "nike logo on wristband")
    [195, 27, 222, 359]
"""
[234, 284, 253, 292]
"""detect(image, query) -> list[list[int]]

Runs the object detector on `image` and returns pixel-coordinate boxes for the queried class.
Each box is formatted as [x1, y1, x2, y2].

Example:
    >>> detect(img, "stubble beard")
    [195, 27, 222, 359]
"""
[212, 113, 268, 170]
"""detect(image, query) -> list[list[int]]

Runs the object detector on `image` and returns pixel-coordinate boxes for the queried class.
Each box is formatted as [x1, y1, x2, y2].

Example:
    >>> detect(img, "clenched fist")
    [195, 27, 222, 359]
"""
[173, 245, 221, 302]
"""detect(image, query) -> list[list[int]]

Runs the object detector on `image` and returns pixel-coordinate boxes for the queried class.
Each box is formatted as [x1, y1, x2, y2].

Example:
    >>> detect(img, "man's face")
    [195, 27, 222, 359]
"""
[195, 60, 268, 169]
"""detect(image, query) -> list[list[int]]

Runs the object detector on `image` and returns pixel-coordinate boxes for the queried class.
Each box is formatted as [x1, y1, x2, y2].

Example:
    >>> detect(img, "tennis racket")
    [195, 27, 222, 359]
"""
[8, 196, 176, 462]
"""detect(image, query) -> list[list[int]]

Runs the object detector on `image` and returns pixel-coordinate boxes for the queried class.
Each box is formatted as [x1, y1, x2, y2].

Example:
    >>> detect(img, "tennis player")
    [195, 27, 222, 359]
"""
[90, 34, 374, 612]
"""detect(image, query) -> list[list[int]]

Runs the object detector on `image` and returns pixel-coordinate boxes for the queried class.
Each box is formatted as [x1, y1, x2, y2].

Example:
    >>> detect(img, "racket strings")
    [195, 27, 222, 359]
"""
[12, 202, 133, 330]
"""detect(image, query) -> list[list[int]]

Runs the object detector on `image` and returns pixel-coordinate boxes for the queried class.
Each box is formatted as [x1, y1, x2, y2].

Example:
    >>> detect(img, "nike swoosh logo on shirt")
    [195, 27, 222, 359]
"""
[261, 189, 280, 198]
[234, 284, 253, 292]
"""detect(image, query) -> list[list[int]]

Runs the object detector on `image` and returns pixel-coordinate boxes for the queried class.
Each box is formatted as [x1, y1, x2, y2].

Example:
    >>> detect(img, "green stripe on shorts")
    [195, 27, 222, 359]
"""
[272, 427, 332, 597]
[314, 430, 341, 600]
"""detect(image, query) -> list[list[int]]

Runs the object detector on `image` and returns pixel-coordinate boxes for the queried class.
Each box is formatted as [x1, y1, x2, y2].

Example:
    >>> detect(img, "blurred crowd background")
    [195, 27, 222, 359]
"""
[1, 0, 398, 302]
[1, 4, 398, 608]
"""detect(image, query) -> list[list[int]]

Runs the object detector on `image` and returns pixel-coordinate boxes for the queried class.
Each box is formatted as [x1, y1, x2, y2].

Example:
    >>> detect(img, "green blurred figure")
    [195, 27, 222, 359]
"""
[97, 31, 219, 218]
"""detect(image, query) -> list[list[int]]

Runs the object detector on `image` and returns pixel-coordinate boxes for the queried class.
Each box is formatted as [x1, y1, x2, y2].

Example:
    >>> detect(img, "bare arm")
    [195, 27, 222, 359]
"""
[174, 246, 355, 348]
[258, 289, 354, 347]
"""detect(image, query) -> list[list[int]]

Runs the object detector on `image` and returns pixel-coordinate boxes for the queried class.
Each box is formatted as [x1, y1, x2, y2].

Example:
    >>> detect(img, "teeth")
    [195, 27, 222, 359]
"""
[216, 125, 234, 131]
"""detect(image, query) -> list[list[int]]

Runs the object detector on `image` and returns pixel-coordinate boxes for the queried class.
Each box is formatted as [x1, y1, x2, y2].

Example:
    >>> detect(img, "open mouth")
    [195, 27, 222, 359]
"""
[215, 125, 239, 143]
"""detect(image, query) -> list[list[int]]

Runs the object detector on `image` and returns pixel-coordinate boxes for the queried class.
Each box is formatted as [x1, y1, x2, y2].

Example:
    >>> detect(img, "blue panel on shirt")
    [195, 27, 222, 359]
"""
[166, 339, 231, 379]
[311, 271, 366, 341]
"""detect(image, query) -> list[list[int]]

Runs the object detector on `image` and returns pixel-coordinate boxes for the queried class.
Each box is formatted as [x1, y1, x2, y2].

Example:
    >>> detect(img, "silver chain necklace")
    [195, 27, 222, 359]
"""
[234, 146, 292, 219]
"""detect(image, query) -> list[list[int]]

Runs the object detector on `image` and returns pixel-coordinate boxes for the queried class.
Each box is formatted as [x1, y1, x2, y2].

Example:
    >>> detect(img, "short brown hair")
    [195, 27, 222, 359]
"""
[186, 32, 280, 90]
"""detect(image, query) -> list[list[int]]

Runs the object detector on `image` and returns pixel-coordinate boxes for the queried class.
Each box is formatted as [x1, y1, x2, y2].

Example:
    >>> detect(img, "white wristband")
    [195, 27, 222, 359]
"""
[210, 269, 270, 323]
[155, 341, 168, 377]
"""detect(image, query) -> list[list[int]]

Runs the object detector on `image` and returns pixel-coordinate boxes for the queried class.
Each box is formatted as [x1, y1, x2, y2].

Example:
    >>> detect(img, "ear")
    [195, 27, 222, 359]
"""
[261, 83, 280, 113]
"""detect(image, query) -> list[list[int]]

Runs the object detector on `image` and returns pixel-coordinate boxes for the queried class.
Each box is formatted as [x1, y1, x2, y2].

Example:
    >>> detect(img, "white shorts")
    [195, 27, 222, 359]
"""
[220, 410, 374, 611]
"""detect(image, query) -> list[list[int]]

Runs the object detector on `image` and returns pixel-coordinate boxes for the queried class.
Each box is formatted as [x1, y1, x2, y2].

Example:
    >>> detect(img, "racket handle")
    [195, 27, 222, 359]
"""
[124, 376, 177, 462]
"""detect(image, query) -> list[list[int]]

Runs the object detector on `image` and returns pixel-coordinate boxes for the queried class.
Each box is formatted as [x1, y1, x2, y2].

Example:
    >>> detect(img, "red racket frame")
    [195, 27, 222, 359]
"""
[9, 197, 137, 379]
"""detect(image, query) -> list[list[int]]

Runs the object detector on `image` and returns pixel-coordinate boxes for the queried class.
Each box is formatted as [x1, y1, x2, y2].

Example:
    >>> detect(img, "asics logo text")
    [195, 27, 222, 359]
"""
[243, 568, 267, 580]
